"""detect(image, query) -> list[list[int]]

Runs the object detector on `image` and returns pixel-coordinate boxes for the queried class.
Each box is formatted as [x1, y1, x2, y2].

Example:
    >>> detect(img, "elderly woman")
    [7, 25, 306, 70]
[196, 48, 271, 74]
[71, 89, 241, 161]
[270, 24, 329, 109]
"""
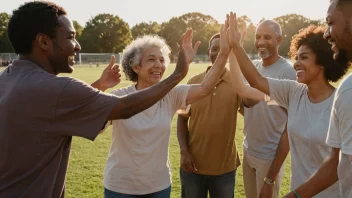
[227, 12, 350, 198]
[103, 28, 230, 198]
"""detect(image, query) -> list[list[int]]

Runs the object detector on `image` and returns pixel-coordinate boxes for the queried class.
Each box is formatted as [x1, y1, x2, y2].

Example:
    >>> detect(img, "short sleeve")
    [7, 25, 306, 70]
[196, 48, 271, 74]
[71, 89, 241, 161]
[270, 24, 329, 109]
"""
[178, 77, 197, 116]
[267, 78, 299, 109]
[327, 88, 352, 155]
[171, 85, 191, 113]
[53, 78, 117, 140]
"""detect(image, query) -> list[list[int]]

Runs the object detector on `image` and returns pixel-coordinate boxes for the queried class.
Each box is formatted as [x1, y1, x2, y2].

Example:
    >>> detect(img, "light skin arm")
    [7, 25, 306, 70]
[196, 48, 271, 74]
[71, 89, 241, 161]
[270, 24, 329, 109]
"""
[185, 24, 230, 104]
[227, 12, 270, 95]
[177, 114, 197, 172]
[259, 126, 289, 198]
[283, 148, 340, 198]
[229, 50, 265, 101]
[107, 29, 198, 120]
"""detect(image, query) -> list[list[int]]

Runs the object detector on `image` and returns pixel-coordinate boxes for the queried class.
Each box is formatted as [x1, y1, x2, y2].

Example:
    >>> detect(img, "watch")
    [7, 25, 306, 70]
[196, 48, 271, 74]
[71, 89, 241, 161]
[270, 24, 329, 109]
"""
[264, 177, 275, 185]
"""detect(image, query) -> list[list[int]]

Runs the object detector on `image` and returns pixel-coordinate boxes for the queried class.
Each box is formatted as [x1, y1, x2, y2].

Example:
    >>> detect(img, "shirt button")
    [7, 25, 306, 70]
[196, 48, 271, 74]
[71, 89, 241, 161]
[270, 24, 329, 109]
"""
[213, 93, 216, 96]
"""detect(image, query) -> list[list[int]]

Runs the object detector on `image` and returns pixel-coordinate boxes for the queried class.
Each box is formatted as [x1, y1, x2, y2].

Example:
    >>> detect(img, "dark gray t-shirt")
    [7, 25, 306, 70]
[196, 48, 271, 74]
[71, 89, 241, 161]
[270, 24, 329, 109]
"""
[0, 60, 117, 198]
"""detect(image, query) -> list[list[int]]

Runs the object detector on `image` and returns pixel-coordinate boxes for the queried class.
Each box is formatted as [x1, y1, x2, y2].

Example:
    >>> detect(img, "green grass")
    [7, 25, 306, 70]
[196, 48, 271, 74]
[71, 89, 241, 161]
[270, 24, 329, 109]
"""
[59, 63, 292, 198]
[0, 63, 348, 197]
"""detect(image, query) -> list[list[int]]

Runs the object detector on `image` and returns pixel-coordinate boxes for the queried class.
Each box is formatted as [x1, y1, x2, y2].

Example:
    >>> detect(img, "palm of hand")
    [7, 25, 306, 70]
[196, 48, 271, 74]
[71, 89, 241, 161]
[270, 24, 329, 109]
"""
[182, 42, 196, 64]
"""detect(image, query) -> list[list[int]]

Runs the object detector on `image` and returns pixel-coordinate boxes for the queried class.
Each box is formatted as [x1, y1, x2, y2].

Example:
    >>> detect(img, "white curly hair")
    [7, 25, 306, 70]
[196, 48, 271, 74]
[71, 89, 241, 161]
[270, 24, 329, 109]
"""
[121, 35, 171, 82]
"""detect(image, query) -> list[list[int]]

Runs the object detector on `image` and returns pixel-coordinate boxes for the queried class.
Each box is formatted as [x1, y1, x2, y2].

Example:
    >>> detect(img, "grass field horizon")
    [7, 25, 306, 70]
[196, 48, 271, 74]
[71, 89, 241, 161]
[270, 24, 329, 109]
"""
[0, 62, 349, 197]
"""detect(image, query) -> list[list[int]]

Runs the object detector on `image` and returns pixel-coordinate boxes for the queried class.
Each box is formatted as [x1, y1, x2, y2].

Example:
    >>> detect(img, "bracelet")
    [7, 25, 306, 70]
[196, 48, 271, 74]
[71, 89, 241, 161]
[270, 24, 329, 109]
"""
[293, 190, 301, 198]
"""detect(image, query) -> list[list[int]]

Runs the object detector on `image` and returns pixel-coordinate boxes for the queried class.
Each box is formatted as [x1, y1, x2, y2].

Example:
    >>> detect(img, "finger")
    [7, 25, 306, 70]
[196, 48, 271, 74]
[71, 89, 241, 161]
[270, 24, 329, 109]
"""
[189, 28, 194, 44]
[241, 30, 247, 46]
[186, 29, 192, 44]
[233, 12, 238, 32]
[220, 24, 225, 36]
[192, 162, 197, 172]
[108, 55, 115, 69]
[225, 14, 229, 29]
[193, 41, 201, 54]
[179, 33, 186, 47]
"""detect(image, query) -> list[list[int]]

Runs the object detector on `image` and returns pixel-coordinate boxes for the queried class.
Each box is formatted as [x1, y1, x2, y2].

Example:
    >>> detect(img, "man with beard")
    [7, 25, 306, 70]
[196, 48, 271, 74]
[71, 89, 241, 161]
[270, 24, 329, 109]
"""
[240, 20, 295, 198]
[0, 1, 195, 197]
[283, 0, 352, 198]
[177, 33, 242, 197]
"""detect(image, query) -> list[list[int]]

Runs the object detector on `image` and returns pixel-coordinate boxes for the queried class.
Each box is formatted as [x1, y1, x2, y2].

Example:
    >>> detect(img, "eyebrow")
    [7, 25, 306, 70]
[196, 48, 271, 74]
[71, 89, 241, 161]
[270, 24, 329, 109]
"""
[298, 52, 310, 56]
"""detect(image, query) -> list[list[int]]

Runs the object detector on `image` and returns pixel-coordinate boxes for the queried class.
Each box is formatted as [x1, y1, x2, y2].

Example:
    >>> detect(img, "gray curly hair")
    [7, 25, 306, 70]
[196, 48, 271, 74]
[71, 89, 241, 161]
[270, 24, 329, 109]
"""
[121, 35, 171, 82]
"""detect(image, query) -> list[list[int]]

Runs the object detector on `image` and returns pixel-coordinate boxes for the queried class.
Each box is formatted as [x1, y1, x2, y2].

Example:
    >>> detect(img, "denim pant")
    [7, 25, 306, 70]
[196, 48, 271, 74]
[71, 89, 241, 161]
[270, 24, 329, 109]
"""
[180, 168, 236, 198]
[104, 186, 171, 198]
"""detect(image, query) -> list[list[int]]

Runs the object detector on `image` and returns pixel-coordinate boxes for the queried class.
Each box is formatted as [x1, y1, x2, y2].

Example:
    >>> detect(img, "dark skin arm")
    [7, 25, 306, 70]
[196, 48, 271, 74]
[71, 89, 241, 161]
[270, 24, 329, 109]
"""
[177, 114, 197, 172]
[283, 148, 340, 198]
[259, 126, 289, 198]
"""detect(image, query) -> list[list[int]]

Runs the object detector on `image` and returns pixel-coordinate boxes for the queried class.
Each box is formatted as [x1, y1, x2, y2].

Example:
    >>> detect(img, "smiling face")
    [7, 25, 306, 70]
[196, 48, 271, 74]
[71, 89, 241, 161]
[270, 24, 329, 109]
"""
[294, 45, 325, 84]
[324, 0, 352, 62]
[208, 37, 220, 64]
[255, 24, 281, 60]
[47, 15, 81, 74]
[133, 46, 166, 87]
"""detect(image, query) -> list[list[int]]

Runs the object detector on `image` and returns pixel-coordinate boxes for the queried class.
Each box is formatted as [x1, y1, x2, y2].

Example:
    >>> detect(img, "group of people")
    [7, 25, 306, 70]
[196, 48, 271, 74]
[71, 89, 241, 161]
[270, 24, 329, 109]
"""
[0, 0, 352, 198]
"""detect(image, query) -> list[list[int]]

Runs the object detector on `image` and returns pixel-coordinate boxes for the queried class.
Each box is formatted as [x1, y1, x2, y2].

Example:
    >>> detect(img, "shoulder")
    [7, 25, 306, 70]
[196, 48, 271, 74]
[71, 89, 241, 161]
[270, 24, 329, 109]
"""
[111, 85, 135, 97]
[187, 70, 207, 84]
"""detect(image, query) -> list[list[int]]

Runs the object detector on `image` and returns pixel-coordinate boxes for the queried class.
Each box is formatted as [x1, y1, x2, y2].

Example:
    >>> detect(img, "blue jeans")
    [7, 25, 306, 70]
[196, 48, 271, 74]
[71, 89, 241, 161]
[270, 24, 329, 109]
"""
[180, 168, 236, 198]
[104, 186, 171, 198]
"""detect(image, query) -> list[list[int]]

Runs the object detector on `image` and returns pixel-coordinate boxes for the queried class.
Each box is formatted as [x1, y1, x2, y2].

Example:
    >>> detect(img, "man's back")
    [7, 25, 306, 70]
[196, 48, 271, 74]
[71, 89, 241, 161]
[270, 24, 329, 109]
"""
[0, 60, 116, 197]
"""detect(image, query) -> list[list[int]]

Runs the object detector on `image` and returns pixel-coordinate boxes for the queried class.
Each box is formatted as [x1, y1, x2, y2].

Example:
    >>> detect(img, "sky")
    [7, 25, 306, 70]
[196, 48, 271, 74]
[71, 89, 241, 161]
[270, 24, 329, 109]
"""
[0, 0, 330, 27]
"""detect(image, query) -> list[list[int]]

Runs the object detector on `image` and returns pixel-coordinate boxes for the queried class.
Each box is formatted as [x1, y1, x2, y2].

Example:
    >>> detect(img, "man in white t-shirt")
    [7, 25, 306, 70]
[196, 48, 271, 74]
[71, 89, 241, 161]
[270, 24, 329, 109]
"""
[283, 0, 352, 198]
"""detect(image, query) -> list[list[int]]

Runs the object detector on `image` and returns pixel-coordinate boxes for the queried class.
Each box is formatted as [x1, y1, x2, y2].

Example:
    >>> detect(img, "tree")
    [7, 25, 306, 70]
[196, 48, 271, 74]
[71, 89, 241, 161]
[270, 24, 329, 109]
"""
[131, 21, 160, 39]
[159, 17, 187, 57]
[72, 20, 83, 43]
[0, 12, 14, 53]
[274, 14, 322, 56]
[80, 14, 132, 53]
[179, 12, 220, 55]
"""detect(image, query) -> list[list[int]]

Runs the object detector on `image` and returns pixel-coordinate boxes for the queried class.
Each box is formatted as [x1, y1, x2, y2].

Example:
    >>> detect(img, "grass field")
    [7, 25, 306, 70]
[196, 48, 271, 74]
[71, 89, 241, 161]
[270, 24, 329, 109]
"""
[0, 63, 347, 198]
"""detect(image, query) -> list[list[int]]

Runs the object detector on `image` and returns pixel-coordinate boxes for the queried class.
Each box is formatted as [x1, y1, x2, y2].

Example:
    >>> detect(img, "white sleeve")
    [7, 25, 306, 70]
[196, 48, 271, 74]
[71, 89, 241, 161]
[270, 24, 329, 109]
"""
[170, 85, 191, 113]
[327, 88, 352, 155]
[267, 78, 299, 109]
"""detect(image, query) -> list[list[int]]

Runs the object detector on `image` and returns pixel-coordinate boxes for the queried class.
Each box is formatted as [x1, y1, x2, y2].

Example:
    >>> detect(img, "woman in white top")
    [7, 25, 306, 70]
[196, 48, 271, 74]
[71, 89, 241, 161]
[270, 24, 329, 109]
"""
[226, 12, 350, 198]
[103, 28, 232, 198]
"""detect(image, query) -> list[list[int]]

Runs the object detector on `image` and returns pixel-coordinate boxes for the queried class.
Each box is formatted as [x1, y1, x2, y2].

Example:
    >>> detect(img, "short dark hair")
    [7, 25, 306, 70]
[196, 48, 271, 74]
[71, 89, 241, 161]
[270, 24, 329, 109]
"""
[209, 33, 220, 48]
[8, 1, 67, 54]
[289, 25, 349, 82]
[337, 0, 352, 7]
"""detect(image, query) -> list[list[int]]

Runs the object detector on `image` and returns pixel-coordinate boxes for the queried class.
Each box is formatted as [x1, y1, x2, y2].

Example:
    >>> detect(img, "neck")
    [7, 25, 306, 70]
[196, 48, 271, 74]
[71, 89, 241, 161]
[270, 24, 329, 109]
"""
[306, 77, 335, 103]
[18, 54, 55, 74]
[135, 80, 154, 90]
[262, 54, 280, 67]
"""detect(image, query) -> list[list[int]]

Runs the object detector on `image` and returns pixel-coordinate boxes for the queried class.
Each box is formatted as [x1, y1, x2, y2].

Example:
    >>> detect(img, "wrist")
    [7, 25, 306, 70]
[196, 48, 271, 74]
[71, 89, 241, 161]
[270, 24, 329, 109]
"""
[292, 190, 301, 198]
[264, 177, 275, 185]
[180, 147, 189, 154]
[219, 49, 230, 56]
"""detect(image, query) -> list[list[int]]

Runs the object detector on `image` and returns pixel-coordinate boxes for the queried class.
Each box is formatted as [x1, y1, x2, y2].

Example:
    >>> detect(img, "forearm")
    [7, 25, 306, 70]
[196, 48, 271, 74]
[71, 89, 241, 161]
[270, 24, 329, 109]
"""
[177, 115, 190, 153]
[266, 129, 289, 180]
[294, 148, 340, 198]
[91, 79, 107, 92]
[200, 51, 229, 94]
[229, 51, 265, 101]
[242, 98, 260, 108]
[232, 45, 268, 93]
[108, 51, 186, 120]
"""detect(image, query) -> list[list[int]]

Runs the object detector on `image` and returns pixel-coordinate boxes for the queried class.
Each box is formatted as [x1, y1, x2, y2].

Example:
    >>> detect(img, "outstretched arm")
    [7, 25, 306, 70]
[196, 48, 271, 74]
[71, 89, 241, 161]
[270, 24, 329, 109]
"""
[229, 50, 265, 101]
[185, 23, 230, 104]
[227, 12, 270, 95]
[107, 29, 197, 120]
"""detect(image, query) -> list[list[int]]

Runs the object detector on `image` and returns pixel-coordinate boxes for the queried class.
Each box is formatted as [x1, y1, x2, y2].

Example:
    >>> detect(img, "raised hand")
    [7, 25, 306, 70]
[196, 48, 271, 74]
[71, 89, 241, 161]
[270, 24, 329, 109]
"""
[98, 55, 121, 91]
[220, 15, 231, 54]
[180, 29, 201, 65]
[227, 12, 243, 48]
